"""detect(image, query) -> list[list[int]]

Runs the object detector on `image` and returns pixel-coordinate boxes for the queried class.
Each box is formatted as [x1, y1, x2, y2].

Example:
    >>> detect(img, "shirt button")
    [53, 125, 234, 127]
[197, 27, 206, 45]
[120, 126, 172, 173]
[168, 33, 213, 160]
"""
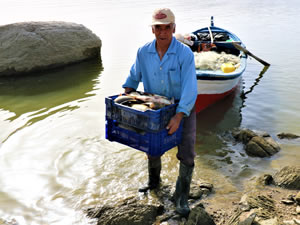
[160, 67, 162, 70]
[161, 80, 164, 84]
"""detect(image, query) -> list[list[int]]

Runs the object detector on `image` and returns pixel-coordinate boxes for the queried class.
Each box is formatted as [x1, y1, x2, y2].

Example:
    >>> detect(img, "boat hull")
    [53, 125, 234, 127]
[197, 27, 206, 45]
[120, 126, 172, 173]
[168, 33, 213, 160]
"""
[195, 76, 242, 113]
[191, 25, 247, 113]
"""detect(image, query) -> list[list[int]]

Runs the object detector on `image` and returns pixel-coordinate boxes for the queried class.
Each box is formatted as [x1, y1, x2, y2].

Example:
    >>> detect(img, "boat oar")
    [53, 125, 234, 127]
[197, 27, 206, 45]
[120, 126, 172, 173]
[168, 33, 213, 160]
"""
[232, 42, 270, 66]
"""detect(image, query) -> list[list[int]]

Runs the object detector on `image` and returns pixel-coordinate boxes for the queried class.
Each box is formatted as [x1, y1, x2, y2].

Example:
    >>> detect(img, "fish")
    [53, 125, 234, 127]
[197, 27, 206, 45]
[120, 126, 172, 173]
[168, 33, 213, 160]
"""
[127, 92, 174, 106]
[114, 95, 135, 104]
[130, 104, 150, 112]
[113, 91, 174, 111]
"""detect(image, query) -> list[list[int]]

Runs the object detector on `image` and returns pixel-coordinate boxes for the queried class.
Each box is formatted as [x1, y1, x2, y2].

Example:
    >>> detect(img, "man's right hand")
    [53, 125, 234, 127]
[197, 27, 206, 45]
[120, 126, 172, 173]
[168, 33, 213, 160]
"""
[124, 87, 135, 94]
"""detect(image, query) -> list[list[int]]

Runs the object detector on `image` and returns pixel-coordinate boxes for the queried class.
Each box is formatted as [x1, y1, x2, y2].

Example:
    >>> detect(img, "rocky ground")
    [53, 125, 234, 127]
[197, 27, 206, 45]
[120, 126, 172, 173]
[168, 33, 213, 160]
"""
[85, 165, 300, 225]
[86, 129, 300, 225]
[203, 185, 300, 225]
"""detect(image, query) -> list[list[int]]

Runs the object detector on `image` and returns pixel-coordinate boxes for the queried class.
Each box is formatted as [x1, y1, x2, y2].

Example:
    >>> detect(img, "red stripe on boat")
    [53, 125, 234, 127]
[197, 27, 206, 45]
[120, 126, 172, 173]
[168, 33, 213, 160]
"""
[195, 86, 238, 113]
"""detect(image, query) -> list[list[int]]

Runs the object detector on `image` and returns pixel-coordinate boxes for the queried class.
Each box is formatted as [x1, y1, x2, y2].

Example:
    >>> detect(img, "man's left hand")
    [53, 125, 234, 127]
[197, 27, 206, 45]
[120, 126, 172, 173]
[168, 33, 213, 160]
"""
[166, 112, 184, 135]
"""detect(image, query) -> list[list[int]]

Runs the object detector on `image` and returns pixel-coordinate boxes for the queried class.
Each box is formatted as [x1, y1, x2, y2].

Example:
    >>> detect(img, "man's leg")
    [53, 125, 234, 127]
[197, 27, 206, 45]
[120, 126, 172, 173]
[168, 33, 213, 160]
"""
[174, 106, 196, 216]
[138, 155, 161, 192]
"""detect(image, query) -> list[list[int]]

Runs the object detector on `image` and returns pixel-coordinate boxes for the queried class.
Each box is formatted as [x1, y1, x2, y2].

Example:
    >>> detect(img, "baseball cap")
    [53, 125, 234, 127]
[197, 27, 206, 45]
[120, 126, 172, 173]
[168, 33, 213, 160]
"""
[151, 8, 175, 25]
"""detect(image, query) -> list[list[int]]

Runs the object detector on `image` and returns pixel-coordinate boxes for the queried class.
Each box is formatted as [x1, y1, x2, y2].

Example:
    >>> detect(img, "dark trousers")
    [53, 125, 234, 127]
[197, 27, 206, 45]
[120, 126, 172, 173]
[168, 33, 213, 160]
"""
[176, 106, 196, 166]
[148, 106, 196, 167]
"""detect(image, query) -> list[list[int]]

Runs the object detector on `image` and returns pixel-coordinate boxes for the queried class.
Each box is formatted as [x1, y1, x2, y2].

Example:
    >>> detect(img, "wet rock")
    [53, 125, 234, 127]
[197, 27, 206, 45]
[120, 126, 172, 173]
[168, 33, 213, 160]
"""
[258, 217, 279, 225]
[0, 21, 101, 76]
[296, 192, 300, 204]
[87, 196, 164, 225]
[273, 166, 300, 190]
[281, 199, 295, 205]
[277, 133, 300, 139]
[239, 192, 276, 219]
[283, 220, 298, 225]
[233, 128, 280, 158]
[189, 180, 213, 199]
[241, 213, 257, 225]
[257, 174, 273, 186]
[246, 136, 280, 157]
[233, 128, 257, 144]
[186, 205, 216, 225]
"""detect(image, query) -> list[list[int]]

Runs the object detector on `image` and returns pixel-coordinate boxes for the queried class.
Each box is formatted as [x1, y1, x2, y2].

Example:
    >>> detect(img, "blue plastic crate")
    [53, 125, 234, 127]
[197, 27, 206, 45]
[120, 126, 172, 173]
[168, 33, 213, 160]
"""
[106, 119, 183, 156]
[105, 94, 177, 132]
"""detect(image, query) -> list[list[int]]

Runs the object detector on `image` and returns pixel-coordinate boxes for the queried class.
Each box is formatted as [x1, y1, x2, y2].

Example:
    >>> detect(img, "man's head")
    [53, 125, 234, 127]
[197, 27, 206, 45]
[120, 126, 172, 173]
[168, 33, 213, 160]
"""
[151, 8, 176, 47]
[151, 8, 175, 26]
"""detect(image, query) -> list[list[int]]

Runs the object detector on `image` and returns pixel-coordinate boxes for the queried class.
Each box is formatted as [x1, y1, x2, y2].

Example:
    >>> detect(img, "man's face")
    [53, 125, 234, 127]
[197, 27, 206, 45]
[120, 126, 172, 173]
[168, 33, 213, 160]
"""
[152, 23, 175, 47]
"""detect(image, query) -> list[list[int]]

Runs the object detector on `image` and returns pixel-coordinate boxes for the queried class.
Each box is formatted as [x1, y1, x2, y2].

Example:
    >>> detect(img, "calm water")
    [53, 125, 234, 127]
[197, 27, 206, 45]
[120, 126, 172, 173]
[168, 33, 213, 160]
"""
[1, 0, 300, 224]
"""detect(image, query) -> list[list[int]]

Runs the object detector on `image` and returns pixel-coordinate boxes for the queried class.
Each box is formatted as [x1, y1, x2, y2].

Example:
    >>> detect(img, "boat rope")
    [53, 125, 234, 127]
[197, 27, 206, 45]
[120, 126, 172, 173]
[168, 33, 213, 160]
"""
[208, 26, 214, 43]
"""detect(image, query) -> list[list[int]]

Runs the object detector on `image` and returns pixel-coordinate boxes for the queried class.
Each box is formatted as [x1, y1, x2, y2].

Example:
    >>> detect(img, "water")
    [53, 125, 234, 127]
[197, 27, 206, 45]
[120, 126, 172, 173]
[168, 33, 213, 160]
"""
[1, 0, 300, 224]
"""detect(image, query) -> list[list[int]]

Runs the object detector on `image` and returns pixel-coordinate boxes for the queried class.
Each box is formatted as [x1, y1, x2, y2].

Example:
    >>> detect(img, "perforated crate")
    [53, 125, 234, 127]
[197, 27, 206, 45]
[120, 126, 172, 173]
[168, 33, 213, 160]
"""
[105, 119, 183, 156]
[105, 94, 177, 132]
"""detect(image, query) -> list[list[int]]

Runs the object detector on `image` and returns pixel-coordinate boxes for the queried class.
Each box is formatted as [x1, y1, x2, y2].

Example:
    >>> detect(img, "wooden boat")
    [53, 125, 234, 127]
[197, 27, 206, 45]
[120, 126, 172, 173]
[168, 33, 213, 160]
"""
[188, 17, 247, 113]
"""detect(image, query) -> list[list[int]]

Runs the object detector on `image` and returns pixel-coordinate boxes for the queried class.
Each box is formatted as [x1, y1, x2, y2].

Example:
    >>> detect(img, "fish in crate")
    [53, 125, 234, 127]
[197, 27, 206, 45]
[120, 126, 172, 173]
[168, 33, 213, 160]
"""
[105, 91, 182, 156]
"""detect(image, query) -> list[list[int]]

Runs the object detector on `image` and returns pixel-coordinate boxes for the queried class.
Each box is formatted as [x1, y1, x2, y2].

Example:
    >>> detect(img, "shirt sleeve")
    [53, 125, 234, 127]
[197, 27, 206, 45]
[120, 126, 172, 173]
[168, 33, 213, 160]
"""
[122, 49, 142, 90]
[176, 49, 197, 116]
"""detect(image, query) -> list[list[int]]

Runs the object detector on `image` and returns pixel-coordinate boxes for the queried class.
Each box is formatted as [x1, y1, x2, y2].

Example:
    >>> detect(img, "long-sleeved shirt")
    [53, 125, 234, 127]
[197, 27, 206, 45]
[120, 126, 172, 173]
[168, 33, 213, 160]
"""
[122, 36, 197, 116]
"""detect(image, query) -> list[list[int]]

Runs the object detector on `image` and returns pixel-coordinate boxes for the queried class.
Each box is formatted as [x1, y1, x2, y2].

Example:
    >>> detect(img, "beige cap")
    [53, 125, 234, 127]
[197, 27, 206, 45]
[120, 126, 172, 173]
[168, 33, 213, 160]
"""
[151, 8, 175, 25]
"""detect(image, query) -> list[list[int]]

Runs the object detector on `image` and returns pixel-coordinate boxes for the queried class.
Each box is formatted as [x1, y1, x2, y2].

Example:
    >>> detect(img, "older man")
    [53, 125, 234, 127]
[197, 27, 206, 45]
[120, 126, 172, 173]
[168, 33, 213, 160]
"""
[122, 8, 197, 216]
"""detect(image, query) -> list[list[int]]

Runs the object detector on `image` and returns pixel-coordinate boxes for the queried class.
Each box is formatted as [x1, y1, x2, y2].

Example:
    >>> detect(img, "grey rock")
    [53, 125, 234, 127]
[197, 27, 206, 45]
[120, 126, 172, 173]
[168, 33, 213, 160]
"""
[246, 136, 280, 157]
[233, 128, 257, 144]
[259, 218, 279, 225]
[277, 133, 300, 139]
[273, 166, 300, 190]
[189, 180, 213, 199]
[257, 174, 273, 186]
[246, 139, 270, 157]
[87, 196, 164, 225]
[186, 205, 216, 225]
[0, 21, 101, 76]
[238, 212, 256, 225]
[233, 129, 280, 158]
[238, 192, 276, 220]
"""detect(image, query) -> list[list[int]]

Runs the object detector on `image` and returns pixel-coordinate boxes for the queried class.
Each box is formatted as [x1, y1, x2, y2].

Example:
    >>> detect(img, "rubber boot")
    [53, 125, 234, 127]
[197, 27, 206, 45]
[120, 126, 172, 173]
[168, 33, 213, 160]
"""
[174, 162, 194, 216]
[138, 157, 161, 192]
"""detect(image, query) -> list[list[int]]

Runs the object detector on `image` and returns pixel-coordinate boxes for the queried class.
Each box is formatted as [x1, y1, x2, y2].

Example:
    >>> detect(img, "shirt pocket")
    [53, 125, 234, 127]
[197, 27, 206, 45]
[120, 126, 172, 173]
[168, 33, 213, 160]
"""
[168, 69, 181, 95]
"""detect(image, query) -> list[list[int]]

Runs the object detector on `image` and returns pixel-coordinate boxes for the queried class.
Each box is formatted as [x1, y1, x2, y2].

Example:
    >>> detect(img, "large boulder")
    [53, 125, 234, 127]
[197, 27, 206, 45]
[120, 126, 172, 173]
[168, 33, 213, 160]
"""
[233, 128, 280, 158]
[0, 21, 101, 76]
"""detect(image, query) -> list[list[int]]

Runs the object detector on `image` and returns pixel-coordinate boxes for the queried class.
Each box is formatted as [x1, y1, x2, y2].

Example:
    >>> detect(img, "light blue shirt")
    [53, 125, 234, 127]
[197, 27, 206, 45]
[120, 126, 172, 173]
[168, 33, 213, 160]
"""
[122, 36, 197, 116]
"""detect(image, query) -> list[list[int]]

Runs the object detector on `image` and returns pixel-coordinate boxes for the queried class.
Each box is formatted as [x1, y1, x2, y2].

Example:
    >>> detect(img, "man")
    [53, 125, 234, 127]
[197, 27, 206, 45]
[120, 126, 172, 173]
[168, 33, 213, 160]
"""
[122, 8, 197, 216]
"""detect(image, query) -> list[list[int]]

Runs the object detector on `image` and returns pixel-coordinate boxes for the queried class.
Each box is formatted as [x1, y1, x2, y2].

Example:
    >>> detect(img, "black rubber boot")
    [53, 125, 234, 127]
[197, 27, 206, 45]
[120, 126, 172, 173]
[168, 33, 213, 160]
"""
[138, 157, 161, 192]
[174, 162, 194, 217]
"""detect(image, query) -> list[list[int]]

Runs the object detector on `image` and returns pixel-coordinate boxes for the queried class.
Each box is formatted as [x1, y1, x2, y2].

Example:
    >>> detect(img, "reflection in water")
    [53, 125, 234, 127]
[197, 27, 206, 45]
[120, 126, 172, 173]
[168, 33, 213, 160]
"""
[0, 59, 103, 121]
[241, 65, 270, 101]
[0, 59, 103, 142]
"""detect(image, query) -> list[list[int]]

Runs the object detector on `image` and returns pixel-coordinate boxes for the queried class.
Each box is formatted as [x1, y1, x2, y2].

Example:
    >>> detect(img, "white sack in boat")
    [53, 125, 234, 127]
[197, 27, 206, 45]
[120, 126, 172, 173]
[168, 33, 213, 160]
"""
[194, 51, 241, 71]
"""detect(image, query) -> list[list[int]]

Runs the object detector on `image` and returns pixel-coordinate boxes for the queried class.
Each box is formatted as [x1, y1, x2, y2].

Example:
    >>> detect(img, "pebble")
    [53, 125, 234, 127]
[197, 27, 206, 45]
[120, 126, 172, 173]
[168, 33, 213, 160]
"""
[281, 199, 295, 205]
[283, 220, 296, 225]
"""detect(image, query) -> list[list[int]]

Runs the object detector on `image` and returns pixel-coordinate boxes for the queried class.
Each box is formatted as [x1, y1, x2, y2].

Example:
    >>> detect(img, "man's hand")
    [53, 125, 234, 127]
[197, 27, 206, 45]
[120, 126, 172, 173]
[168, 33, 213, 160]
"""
[166, 112, 184, 135]
[124, 87, 135, 94]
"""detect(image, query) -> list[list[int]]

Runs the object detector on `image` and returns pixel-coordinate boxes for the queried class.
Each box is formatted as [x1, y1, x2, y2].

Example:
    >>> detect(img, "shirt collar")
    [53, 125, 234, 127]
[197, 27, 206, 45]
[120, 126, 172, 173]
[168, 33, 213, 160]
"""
[148, 36, 177, 54]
